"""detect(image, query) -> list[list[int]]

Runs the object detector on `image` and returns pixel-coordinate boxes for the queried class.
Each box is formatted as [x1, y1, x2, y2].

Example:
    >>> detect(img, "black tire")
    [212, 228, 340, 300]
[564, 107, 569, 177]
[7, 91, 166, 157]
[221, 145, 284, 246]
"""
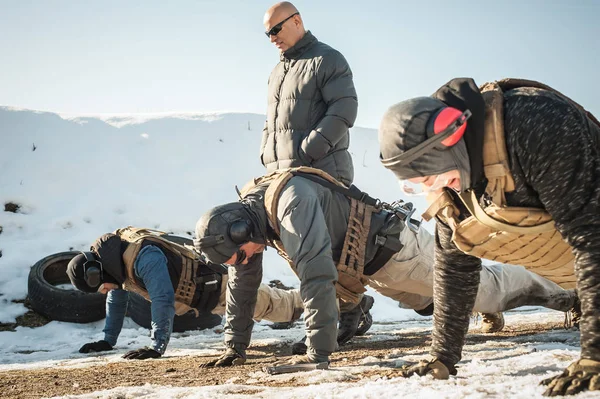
[27, 251, 106, 323]
[127, 291, 222, 333]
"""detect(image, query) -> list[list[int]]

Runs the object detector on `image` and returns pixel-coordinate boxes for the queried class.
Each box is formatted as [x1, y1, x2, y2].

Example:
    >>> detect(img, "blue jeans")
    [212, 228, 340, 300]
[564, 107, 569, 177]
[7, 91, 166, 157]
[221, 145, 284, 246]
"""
[103, 245, 175, 354]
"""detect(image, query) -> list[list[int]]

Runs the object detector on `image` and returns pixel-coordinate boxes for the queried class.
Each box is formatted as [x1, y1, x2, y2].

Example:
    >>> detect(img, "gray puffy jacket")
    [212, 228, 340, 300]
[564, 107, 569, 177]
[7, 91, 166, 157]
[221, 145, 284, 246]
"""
[260, 31, 358, 186]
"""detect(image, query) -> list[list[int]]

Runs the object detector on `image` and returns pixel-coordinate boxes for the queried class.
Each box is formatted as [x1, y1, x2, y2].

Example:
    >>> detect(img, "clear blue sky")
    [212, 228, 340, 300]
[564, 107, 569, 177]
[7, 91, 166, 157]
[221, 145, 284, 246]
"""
[1, 0, 598, 128]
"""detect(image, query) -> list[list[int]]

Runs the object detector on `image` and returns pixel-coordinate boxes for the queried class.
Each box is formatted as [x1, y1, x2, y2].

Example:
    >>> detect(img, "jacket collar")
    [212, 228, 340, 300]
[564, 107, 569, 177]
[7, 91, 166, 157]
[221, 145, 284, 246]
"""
[281, 30, 317, 61]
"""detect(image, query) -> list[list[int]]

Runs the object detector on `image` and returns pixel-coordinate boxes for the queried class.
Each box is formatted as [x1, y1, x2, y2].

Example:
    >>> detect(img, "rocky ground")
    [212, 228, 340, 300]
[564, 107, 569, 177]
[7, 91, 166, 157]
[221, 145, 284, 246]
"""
[0, 319, 568, 399]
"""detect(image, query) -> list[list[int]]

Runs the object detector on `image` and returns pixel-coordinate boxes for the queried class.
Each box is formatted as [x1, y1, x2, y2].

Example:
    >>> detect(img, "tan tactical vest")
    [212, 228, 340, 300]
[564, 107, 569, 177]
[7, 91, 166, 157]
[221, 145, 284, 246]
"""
[239, 166, 374, 304]
[117, 227, 202, 315]
[423, 78, 600, 289]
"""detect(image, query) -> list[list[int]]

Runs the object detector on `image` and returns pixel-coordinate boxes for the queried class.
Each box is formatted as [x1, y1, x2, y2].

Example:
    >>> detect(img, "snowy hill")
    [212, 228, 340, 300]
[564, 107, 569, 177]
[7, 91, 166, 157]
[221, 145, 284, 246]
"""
[0, 106, 430, 323]
[0, 107, 584, 399]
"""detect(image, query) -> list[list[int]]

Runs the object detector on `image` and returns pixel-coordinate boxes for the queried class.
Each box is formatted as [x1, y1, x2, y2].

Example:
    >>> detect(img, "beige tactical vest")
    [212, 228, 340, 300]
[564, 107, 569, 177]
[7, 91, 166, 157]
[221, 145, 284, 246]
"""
[117, 227, 202, 315]
[422, 78, 600, 289]
[239, 166, 374, 304]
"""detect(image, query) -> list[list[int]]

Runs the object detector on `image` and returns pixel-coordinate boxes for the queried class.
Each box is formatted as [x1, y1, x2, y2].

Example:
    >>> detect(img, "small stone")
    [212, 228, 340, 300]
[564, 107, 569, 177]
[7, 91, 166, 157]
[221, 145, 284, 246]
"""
[4, 202, 20, 213]
[166, 368, 176, 372]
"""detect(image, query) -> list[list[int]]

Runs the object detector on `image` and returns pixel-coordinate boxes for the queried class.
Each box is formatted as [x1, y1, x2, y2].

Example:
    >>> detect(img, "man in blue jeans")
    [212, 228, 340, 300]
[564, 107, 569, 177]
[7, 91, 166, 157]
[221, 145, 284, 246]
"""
[67, 227, 373, 360]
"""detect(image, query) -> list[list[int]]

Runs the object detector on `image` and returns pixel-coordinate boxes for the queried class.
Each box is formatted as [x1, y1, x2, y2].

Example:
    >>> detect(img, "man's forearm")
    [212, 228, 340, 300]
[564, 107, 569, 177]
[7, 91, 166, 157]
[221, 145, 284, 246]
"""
[149, 296, 175, 354]
[301, 98, 357, 162]
[430, 222, 481, 367]
[224, 253, 263, 348]
[102, 288, 129, 346]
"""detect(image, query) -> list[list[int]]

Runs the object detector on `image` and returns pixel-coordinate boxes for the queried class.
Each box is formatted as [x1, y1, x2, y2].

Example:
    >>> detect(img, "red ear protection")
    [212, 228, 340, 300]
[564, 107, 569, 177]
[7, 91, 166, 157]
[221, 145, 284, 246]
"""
[427, 107, 468, 147]
[380, 107, 471, 169]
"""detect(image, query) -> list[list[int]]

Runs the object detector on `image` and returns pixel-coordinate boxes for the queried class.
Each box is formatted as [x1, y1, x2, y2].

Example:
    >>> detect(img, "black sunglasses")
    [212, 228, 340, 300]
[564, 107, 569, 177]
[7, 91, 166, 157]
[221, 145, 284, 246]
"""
[265, 12, 299, 38]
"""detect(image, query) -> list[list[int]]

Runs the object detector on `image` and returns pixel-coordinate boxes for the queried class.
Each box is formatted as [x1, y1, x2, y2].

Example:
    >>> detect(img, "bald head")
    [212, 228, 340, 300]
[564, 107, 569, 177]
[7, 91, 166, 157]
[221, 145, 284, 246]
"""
[263, 2, 305, 52]
[264, 2, 298, 24]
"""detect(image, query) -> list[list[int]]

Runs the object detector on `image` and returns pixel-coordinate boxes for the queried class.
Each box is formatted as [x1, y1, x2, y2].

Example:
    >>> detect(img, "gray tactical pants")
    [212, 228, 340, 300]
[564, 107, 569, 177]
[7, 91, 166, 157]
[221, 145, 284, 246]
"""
[214, 228, 574, 324]
[367, 227, 575, 313]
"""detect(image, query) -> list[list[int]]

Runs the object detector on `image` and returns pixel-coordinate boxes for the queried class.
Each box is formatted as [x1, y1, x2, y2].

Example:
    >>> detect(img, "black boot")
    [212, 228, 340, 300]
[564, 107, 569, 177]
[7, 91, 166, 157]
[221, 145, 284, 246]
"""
[269, 321, 295, 330]
[355, 311, 373, 336]
[480, 312, 505, 333]
[338, 295, 375, 345]
[291, 336, 308, 355]
[292, 295, 376, 355]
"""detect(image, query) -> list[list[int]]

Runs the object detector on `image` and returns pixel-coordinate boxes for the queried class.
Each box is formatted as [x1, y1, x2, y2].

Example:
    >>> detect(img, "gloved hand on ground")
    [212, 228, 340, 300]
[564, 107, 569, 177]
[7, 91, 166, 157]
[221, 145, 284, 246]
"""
[122, 347, 161, 360]
[79, 340, 113, 353]
[541, 358, 600, 396]
[200, 344, 246, 367]
[400, 358, 456, 380]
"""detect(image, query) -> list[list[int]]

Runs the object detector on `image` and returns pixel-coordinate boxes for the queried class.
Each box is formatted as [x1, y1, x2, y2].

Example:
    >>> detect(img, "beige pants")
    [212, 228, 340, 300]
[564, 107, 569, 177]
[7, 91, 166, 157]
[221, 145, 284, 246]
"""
[367, 227, 574, 313]
[212, 276, 304, 322]
[213, 227, 573, 320]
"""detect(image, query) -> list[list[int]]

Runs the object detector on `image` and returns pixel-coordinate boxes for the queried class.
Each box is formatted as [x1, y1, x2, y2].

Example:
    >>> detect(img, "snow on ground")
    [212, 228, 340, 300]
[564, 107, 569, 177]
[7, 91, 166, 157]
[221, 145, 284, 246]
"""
[1, 311, 590, 399]
[0, 107, 589, 398]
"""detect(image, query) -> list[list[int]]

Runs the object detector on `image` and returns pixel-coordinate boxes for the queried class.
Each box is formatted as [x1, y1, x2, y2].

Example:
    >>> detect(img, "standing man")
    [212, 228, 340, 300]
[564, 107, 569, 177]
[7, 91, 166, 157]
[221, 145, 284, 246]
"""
[260, 2, 358, 186]
[378, 78, 599, 396]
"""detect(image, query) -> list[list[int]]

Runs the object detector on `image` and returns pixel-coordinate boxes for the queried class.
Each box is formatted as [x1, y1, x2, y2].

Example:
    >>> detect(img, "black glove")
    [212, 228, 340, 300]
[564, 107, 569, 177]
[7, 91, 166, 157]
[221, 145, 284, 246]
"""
[201, 345, 246, 368]
[122, 347, 161, 360]
[541, 358, 600, 396]
[400, 358, 457, 380]
[79, 340, 113, 354]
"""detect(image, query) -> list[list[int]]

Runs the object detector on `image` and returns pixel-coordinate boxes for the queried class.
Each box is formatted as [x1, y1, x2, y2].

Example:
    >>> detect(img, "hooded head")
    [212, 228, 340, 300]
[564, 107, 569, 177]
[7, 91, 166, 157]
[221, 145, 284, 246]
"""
[379, 78, 486, 193]
[378, 97, 472, 192]
[66, 251, 119, 293]
[194, 202, 265, 265]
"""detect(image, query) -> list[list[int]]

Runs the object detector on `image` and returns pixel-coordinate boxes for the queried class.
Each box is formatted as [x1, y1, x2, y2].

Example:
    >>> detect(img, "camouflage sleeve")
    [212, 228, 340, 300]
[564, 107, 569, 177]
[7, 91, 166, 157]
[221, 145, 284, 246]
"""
[223, 252, 263, 350]
[300, 51, 358, 162]
[506, 91, 600, 360]
[430, 217, 482, 368]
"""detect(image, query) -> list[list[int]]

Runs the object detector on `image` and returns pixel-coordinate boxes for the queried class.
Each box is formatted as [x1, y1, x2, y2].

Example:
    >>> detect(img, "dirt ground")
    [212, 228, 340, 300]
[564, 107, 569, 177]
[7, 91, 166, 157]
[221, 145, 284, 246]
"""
[0, 320, 569, 399]
[0, 300, 50, 333]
